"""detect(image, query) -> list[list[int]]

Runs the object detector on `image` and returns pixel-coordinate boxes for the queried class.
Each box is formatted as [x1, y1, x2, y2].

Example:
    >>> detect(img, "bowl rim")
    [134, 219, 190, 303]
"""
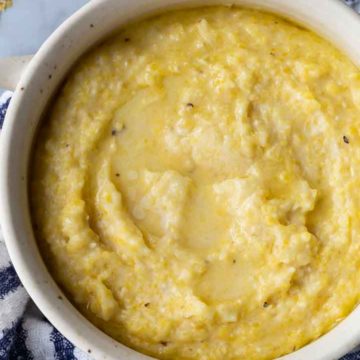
[1, 0, 360, 359]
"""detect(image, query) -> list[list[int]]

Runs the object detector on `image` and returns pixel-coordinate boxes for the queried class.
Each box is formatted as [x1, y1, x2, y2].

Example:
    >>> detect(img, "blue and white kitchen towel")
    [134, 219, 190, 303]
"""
[344, 0, 360, 11]
[0, 95, 93, 359]
[1, 1, 360, 358]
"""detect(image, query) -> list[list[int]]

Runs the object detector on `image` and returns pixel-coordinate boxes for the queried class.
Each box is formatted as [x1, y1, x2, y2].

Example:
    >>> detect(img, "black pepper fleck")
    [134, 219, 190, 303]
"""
[186, 103, 194, 108]
[263, 301, 269, 308]
[48, 74, 52, 79]
[90, 24, 94, 28]
[144, 302, 150, 307]
[20, 87, 24, 91]
[160, 341, 168, 346]
[57, 295, 63, 300]
[343, 135, 350, 144]
[88, 349, 92, 354]
[124, 37, 131, 42]
[111, 129, 117, 136]
[115, 173, 120, 177]
[65, 144, 70, 148]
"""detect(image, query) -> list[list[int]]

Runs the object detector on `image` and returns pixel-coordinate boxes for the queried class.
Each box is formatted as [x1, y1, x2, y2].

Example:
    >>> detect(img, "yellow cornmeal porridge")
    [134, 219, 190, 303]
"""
[31, 6, 360, 360]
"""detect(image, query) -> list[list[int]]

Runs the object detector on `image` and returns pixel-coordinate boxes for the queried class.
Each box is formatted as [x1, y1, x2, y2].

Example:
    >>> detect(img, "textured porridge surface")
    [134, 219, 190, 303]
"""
[31, 7, 360, 360]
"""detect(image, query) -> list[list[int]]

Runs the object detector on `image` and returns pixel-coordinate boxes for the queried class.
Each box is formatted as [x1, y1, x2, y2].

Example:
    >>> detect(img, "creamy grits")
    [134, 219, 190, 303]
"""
[31, 6, 360, 360]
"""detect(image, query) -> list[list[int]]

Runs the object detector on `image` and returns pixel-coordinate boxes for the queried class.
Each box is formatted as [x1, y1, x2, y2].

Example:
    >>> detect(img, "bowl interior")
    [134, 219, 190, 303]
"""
[1, 0, 360, 359]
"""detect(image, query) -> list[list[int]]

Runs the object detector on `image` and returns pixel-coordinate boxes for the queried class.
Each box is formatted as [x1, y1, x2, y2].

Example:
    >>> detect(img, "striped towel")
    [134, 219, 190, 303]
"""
[344, 0, 360, 11]
[0, 94, 93, 359]
[0, 2, 360, 358]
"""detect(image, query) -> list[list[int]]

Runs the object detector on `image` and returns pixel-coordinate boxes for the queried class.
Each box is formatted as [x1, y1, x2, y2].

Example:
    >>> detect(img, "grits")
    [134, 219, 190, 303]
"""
[31, 7, 360, 360]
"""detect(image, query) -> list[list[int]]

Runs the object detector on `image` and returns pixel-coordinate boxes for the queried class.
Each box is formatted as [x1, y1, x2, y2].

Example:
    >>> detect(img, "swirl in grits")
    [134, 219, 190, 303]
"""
[31, 7, 360, 360]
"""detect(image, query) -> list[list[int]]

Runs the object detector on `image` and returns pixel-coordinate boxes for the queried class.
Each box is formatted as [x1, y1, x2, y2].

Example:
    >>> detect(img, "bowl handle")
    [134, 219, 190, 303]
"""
[0, 55, 33, 90]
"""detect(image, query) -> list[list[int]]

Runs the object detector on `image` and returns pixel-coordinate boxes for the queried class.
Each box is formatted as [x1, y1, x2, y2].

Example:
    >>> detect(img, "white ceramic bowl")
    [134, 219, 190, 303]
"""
[0, 1, 360, 359]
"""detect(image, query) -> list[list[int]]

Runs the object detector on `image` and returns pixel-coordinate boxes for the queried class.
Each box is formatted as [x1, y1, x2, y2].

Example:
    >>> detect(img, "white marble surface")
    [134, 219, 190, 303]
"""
[0, 0, 88, 57]
[0, 0, 88, 94]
